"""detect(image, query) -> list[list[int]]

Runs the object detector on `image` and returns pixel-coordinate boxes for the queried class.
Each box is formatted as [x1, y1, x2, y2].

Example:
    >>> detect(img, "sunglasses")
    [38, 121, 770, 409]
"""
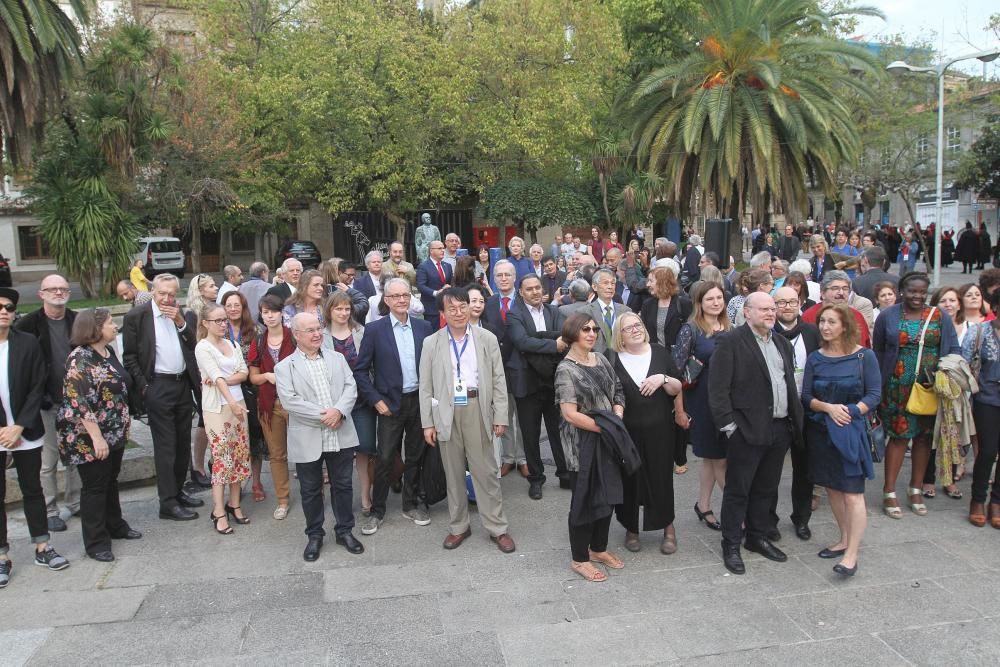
[0, 303, 15, 312]
[580, 325, 600, 334]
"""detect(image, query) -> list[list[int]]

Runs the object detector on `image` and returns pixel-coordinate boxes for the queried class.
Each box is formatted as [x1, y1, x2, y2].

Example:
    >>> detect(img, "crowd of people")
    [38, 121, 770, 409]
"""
[2, 222, 998, 590]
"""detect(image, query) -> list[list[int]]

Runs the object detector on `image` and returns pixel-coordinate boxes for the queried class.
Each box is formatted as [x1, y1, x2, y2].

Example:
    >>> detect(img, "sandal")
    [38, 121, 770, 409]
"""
[969, 501, 987, 527]
[624, 532, 641, 553]
[674, 464, 688, 475]
[211, 513, 233, 535]
[570, 561, 608, 582]
[907, 488, 928, 516]
[944, 485, 963, 500]
[921, 485, 936, 499]
[882, 491, 903, 519]
[694, 503, 722, 530]
[589, 550, 625, 570]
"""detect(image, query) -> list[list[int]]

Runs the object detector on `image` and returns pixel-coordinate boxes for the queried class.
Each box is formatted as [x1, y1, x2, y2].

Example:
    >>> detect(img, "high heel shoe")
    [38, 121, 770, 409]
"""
[694, 503, 721, 531]
[225, 504, 251, 525]
[211, 513, 233, 535]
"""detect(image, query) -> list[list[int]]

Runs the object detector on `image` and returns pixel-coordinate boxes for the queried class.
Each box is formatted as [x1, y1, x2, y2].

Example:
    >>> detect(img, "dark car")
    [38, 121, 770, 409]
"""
[0, 252, 11, 287]
[274, 240, 321, 270]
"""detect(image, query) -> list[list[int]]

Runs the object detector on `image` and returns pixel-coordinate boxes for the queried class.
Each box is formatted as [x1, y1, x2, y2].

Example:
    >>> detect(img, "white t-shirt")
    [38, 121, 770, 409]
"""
[618, 349, 652, 387]
[0, 340, 44, 451]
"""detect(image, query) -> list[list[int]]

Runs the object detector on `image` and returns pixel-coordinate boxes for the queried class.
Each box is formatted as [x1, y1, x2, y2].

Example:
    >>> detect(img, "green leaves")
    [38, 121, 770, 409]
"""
[478, 179, 597, 232]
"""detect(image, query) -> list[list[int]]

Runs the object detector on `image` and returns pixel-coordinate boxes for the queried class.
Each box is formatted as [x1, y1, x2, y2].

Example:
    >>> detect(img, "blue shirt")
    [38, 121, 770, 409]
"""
[391, 315, 419, 393]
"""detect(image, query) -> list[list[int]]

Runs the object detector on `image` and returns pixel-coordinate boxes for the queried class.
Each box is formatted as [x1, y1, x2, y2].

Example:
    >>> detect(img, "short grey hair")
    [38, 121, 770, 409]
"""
[249, 261, 268, 278]
[772, 259, 789, 272]
[821, 270, 851, 290]
[654, 237, 668, 247]
[590, 268, 616, 288]
[749, 251, 772, 267]
[151, 273, 179, 289]
[224, 265, 241, 280]
[688, 234, 702, 245]
[383, 277, 411, 294]
[281, 257, 302, 271]
[493, 259, 515, 278]
[569, 279, 591, 302]
[788, 259, 812, 275]
[364, 250, 384, 266]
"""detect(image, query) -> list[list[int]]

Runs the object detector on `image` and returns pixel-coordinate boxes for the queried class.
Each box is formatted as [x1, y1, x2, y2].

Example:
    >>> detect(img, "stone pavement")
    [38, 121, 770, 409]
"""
[2, 440, 999, 666]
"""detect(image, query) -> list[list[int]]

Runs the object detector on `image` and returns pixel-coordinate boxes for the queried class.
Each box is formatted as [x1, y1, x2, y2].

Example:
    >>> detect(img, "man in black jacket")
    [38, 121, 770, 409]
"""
[507, 275, 568, 499]
[122, 274, 205, 521]
[709, 292, 804, 575]
[0, 287, 71, 583]
[772, 286, 821, 541]
[14, 274, 79, 532]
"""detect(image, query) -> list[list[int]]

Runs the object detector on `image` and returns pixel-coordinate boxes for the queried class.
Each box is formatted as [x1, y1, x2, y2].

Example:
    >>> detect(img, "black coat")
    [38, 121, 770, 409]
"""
[570, 410, 642, 527]
[0, 329, 46, 441]
[640, 294, 692, 349]
[14, 307, 78, 407]
[481, 293, 519, 365]
[122, 301, 200, 412]
[708, 325, 804, 448]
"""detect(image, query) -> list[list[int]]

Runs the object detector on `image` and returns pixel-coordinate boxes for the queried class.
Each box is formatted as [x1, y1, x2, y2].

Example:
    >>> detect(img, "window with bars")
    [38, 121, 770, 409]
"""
[17, 225, 50, 260]
[915, 136, 929, 155]
[947, 127, 961, 152]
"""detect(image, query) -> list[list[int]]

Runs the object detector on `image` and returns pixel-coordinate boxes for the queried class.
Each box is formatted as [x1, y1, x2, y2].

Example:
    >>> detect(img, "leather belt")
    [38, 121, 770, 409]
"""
[402, 390, 419, 397]
[466, 388, 479, 398]
[153, 372, 187, 381]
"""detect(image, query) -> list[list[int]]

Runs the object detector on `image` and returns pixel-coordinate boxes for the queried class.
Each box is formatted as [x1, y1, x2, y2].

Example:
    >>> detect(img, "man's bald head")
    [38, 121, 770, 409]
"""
[291, 312, 323, 353]
[39, 273, 70, 310]
[773, 286, 801, 326]
[744, 291, 777, 334]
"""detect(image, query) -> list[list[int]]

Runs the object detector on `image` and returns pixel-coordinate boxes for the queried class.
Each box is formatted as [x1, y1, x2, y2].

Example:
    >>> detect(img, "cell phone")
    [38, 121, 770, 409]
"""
[560, 286, 568, 295]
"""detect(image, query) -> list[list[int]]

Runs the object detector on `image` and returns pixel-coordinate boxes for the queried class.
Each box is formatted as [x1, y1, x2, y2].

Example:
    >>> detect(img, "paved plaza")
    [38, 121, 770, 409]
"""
[2, 438, 999, 666]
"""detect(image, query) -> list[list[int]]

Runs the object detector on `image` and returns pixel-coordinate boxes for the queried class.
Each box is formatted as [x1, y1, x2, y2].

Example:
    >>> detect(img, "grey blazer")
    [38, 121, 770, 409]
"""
[275, 348, 358, 463]
[586, 300, 632, 354]
[419, 326, 508, 443]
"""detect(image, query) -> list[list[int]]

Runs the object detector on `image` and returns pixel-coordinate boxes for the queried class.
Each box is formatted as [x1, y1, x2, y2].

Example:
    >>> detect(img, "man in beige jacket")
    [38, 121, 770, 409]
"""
[419, 287, 516, 553]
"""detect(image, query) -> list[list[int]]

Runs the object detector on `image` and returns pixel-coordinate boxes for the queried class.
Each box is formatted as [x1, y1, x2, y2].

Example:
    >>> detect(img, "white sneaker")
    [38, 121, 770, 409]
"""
[402, 507, 431, 526]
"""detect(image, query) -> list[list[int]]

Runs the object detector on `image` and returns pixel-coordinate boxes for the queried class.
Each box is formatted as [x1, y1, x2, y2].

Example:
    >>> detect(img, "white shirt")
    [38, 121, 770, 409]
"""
[151, 300, 187, 374]
[596, 298, 616, 325]
[0, 341, 43, 451]
[448, 326, 479, 390]
[216, 281, 237, 303]
[527, 303, 547, 332]
[618, 349, 652, 387]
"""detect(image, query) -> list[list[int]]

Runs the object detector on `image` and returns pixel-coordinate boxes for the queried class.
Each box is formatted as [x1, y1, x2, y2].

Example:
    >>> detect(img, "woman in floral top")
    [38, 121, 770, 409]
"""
[58, 309, 141, 562]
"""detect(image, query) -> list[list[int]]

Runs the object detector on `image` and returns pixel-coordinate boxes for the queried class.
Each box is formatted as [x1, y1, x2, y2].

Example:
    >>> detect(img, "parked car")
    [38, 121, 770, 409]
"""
[133, 237, 186, 278]
[0, 252, 11, 287]
[274, 240, 321, 270]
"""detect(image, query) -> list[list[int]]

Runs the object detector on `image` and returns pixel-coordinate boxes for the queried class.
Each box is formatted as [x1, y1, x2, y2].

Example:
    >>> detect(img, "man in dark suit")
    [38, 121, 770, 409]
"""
[122, 274, 205, 521]
[416, 240, 453, 331]
[777, 224, 800, 262]
[353, 250, 386, 300]
[506, 275, 568, 499]
[354, 277, 433, 535]
[772, 286, 821, 541]
[851, 247, 897, 302]
[709, 292, 804, 575]
[265, 258, 302, 303]
[539, 256, 566, 306]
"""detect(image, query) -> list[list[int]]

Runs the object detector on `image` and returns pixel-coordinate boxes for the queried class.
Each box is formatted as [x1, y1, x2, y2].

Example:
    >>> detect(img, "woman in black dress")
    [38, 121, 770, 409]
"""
[611, 313, 683, 554]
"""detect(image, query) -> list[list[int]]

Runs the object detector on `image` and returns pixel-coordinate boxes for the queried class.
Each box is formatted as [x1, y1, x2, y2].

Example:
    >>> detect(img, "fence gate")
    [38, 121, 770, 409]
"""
[333, 210, 473, 266]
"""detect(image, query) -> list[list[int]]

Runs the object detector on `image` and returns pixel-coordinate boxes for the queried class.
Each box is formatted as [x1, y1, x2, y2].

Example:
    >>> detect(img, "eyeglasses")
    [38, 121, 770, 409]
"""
[775, 299, 799, 308]
[622, 323, 644, 333]
[752, 307, 777, 313]
[825, 286, 850, 293]
[0, 303, 16, 312]
[203, 318, 228, 325]
[384, 292, 410, 300]
[41, 287, 70, 294]
[295, 327, 324, 335]
[580, 325, 600, 333]
[444, 305, 469, 315]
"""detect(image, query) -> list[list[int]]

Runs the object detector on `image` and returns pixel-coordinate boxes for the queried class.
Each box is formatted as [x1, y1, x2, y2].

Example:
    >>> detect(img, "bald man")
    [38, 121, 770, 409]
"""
[709, 292, 804, 575]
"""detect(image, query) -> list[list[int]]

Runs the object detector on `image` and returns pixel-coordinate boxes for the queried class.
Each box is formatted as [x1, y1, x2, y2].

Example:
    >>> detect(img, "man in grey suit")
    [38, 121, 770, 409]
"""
[276, 312, 364, 562]
[419, 287, 516, 553]
[586, 268, 631, 354]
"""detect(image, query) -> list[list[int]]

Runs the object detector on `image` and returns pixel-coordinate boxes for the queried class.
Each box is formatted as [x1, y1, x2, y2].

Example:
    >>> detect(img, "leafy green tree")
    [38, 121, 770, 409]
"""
[957, 111, 1000, 201]
[478, 179, 596, 241]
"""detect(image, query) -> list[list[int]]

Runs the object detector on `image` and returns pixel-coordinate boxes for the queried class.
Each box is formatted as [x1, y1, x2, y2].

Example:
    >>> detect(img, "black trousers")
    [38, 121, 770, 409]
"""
[770, 439, 812, 527]
[972, 401, 1000, 504]
[674, 423, 689, 467]
[372, 393, 426, 518]
[145, 376, 194, 506]
[297, 449, 355, 539]
[721, 419, 792, 546]
[567, 473, 612, 562]
[516, 387, 567, 484]
[0, 448, 48, 552]
[76, 448, 129, 555]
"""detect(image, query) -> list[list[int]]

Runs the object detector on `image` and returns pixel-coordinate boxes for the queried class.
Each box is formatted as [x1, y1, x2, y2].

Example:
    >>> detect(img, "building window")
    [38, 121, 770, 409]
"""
[947, 126, 961, 153]
[915, 136, 929, 155]
[231, 231, 255, 253]
[17, 225, 50, 260]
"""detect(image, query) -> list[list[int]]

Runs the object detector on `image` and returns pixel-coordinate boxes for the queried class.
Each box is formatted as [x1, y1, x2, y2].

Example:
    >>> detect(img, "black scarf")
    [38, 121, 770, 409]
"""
[775, 319, 806, 341]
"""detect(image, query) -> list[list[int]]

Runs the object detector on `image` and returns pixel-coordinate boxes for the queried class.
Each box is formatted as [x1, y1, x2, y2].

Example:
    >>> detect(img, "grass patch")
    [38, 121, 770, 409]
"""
[68, 296, 124, 310]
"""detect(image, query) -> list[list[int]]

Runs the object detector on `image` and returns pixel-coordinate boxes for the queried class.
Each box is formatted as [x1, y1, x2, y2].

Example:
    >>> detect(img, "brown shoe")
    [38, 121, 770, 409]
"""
[443, 528, 472, 550]
[491, 533, 516, 553]
[991, 504, 1000, 529]
[969, 501, 987, 527]
[499, 463, 514, 477]
[518, 463, 530, 478]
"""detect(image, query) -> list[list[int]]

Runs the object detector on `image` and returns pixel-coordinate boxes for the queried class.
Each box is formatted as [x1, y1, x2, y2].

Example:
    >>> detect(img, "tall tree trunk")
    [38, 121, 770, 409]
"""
[191, 207, 203, 274]
[498, 217, 509, 252]
[386, 209, 408, 244]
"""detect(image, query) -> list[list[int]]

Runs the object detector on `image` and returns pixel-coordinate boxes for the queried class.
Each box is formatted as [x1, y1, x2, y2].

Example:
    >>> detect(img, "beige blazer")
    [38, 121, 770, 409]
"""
[419, 325, 508, 442]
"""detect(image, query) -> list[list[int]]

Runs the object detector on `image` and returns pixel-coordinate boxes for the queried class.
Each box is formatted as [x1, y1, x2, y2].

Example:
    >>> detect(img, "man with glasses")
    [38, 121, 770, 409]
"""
[354, 278, 433, 534]
[772, 286, 821, 542]
[14, 275, 79, 532]
[801, 271, 871, 347]
[419, 287, 515, 552]
[709, 292, 804, 575]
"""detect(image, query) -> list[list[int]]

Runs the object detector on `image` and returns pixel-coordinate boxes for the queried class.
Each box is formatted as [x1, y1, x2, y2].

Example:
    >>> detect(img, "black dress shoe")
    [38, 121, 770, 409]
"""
[722, 541, 745, 575]
[159, 505, 199, 521]
[793, 522, 812, 541]
[176, 492, 205, 508]
[47, 516, 68, 532]
[87, 551, 115, 562]
[190, 470, 212, 488]
[833, 562, 858, 576]
[559, 477, 572, 490]
[335, 533, 364, 555]
[818, 547, 846, 559]
[766, 527, 781, 542]
[745, 538, 788, 562]
[528, 481, 543, 500]
[303, 536, 323, 562]
[112, 529, 143, 540]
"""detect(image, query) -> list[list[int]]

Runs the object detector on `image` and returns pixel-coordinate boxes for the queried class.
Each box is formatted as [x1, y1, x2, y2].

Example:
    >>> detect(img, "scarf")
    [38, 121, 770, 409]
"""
[253, 327, 296, 427]
[933, 354, 978, 484]
[775, 319, 807, 342]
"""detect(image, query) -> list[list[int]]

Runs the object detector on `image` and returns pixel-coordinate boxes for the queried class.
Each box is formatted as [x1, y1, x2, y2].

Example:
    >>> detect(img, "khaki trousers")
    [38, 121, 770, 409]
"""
[260, 400, 290, 503]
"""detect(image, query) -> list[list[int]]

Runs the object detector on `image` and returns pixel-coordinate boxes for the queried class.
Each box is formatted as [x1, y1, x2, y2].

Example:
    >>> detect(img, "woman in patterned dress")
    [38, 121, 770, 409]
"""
[222, 291, 265, 502]
[873, 272, 960, 519]
[195, 303, 251, 534]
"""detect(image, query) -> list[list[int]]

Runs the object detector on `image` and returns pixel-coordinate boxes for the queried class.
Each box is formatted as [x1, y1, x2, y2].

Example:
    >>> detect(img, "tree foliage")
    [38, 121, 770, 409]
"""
[957, 112, 1000, 201]
[478, 179, 596, 237]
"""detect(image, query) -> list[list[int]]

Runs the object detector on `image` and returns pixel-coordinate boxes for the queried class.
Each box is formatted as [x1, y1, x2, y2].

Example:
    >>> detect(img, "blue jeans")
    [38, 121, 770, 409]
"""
[296, 449, 355, 539]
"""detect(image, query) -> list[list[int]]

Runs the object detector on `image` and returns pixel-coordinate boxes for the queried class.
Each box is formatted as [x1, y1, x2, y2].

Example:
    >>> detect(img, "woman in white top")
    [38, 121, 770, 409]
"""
[195, 303, 251, 535]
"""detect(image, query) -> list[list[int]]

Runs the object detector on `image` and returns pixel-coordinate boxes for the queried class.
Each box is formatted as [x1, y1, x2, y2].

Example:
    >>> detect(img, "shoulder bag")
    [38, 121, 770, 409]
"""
[905, 307, 939, 416]
[679, 324, 704, 389]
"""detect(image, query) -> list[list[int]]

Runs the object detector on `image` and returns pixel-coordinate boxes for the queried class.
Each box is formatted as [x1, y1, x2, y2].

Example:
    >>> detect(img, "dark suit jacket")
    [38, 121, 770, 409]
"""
[809, 255, 835, 283]
[639, 294, 692, 349]
[540, 270, 566, 303]
[353, 272, 378, 299]
[482, 292, 519, 365]
[265, 282, 292, 304]
[682, 247, 701, 284]
[14, 307, 78, 405]
[353, 313, 431, 415]
[506, 300, 565, 398]
[777, 236, 799, 262]
[0, 329, 46, 440]
[415, 259, 453, 317]
[708, 325, 804, 448]
[122, 301, 199, 408]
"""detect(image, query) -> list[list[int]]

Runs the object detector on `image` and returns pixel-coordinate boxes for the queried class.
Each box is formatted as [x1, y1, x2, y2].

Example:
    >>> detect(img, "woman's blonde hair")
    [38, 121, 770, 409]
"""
[611, 312, 648, 353]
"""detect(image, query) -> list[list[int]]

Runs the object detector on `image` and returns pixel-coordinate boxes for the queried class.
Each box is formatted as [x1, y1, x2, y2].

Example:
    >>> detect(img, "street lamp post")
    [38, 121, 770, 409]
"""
[887, 48, 1000, 287]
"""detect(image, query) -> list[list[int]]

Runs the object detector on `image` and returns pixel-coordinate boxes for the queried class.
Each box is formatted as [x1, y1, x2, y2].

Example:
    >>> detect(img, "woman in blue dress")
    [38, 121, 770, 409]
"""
[802, 304, 881, 576]
[672, 282, 731, 531]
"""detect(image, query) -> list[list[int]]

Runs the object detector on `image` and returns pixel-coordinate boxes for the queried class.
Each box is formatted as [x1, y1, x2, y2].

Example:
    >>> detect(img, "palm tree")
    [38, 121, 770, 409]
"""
[628, 0, 882, 231]
[0, 0, 92, 170]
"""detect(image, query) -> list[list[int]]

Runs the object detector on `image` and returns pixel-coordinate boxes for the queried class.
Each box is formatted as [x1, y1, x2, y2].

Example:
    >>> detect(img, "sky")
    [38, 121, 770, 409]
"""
[854, 0, 999, 73]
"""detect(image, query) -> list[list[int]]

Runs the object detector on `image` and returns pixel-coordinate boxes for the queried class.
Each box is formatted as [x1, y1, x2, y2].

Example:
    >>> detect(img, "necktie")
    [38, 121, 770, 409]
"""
[604, 304, 613, 328]
[436, 262, 446, 284]
[501, 296, 510, 323]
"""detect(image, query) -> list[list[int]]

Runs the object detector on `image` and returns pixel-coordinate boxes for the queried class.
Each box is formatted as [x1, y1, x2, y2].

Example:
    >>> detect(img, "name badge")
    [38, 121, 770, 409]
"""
[454, 379, 468, 406]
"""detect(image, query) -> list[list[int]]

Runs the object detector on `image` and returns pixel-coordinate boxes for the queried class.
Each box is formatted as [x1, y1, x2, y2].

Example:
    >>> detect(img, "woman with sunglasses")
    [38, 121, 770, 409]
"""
[555, 312, 626, 582]
[58, 309, 141, 562]
[185, 273, 219, 488]
[195, 303, 251, 534]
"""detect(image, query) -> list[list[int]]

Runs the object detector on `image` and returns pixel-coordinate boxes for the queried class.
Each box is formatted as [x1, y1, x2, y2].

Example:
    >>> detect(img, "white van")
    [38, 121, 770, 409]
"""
[133, 237, 186, 278]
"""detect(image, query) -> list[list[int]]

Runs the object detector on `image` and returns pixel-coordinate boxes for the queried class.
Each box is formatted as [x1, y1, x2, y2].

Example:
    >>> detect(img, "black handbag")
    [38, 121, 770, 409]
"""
[858, 353, 885, 463]
[418, 444, 448, 506]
